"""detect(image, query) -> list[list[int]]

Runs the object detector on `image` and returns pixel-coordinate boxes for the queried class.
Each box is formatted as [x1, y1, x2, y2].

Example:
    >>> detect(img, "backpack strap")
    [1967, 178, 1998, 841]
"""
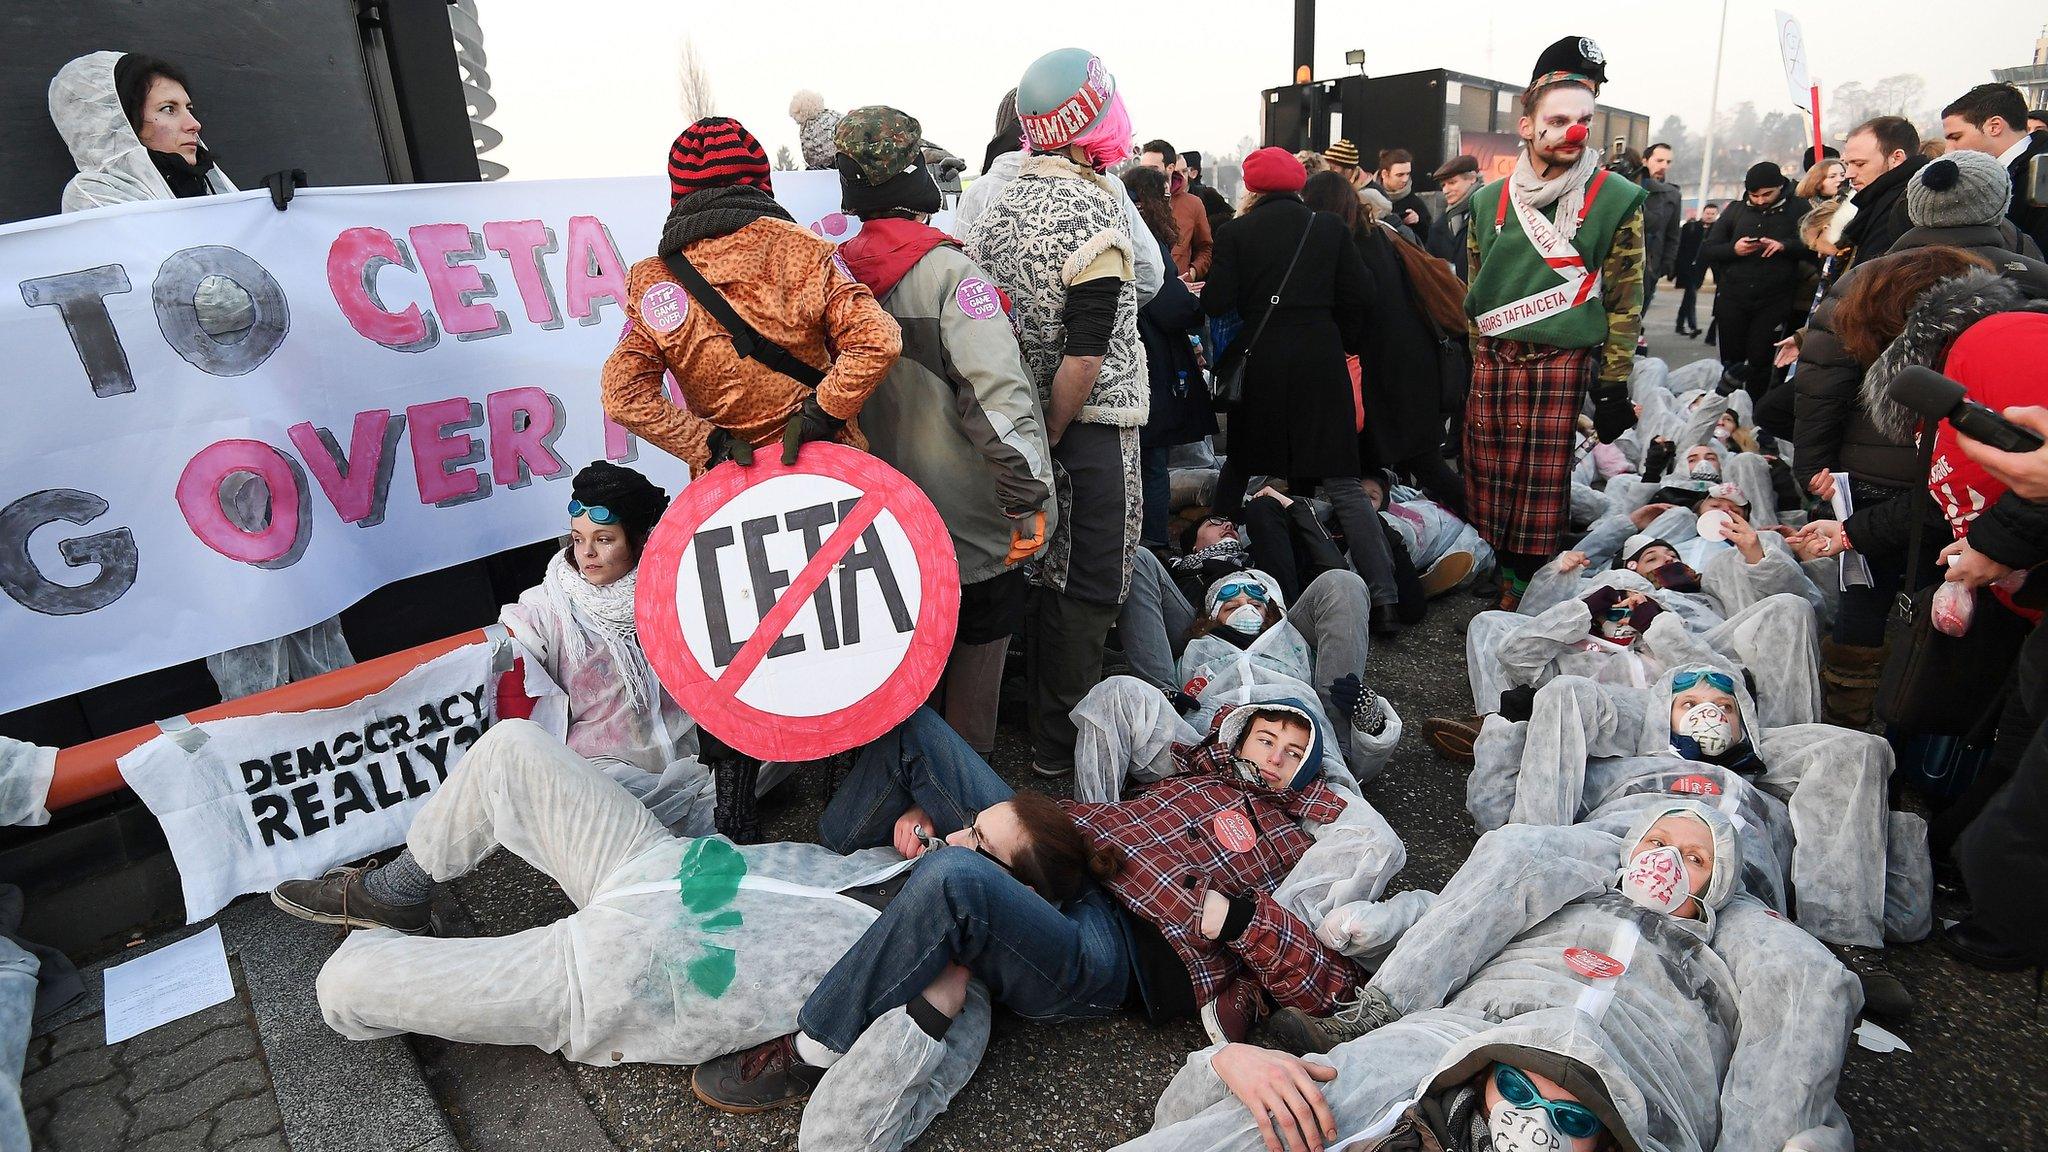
[659, 249, 827, 389]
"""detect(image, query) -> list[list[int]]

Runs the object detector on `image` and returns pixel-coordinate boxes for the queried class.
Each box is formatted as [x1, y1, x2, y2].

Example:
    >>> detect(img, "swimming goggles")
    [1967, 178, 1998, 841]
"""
[1670, 669, 1736, 695]
[1214, 582, 1271, 605]
[1494, 1065, 1605, 1140]
[566, 500, 618, 525]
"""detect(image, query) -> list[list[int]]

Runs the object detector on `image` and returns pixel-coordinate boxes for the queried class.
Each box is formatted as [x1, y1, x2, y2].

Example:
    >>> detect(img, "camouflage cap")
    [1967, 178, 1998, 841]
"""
[834, 105, 926, 186]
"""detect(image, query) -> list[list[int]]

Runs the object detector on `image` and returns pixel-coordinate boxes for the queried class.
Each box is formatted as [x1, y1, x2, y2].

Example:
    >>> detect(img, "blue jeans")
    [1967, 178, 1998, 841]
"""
[799, 709, 1132, 1052]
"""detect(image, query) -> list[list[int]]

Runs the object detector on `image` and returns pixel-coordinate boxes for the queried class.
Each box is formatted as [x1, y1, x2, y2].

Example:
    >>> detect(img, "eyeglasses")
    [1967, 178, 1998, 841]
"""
[567, 500, 619, 525]
[1214, 582, 1271, 605]
[1670, 669, 1736, 695]
[1494, 1066, 1604, 1140]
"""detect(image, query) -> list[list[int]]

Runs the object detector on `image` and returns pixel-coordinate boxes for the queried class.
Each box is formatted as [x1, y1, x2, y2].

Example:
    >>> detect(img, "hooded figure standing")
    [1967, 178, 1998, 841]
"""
[1463, 37, 1648, 609]
[832, 106, 1056, 756]
[50, 51, 355, 702]
[966, 49, 1151, 779]
[601, 117, 901, 474]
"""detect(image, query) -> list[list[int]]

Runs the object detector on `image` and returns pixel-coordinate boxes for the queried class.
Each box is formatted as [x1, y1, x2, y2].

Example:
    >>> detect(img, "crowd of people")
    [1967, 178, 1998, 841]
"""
[12, 33, 2048, 1152]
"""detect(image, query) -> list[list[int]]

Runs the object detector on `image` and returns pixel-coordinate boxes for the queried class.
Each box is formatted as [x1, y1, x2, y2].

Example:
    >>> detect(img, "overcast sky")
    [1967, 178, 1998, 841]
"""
[477, 0, 2045, 180]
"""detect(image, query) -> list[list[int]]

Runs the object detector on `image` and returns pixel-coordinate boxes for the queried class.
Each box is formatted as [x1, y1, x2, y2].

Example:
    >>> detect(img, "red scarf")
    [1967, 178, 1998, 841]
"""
[837, 217, 957, 299]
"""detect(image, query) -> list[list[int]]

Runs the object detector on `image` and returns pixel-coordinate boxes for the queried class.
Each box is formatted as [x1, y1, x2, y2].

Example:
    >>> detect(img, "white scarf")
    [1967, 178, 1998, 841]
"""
[1510, 146, 1602, 241]
[542, 549, 656, 715]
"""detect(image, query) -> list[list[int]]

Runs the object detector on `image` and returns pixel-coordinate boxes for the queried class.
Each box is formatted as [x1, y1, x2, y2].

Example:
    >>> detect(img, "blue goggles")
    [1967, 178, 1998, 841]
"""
[1494, 1065, 1604, 1140]
[1214, 582, 1271, 605]
[567, 500, 619, 525]
[1670, 669, 1736, 695]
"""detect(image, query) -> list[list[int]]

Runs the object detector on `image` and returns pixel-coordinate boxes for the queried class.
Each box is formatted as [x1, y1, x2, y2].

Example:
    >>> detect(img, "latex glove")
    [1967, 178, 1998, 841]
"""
[1592, 384, 1637, 443]
[706, 427, 755, 467]
[780, 395, 845, 465]
[1005, 510, 1047, 564]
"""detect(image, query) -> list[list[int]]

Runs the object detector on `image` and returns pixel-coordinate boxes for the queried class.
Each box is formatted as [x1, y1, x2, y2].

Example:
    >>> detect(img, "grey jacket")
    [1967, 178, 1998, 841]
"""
[858, 244, 1056, 585]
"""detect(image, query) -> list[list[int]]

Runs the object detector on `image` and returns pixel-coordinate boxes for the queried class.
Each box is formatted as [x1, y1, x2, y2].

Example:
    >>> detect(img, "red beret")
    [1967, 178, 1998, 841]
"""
[1241, 146, 1306, 194]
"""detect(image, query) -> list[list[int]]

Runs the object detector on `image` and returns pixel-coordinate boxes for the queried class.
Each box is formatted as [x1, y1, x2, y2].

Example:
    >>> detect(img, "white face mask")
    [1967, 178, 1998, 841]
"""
[1620, 844, 1692, 915]
[1712, 425, 1732, 442]
[1224, 603, 1266, 634]
[1488, 1099, 1568, 1151]
[1674, 700, 1736, 755]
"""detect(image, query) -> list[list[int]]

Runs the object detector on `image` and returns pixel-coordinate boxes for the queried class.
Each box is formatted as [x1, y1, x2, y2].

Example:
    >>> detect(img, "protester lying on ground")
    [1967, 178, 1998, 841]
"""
[1169, 488, 1350, 608]
[312, 719, 986, 1152]
[1461, 667, 1930, 1022]
[688, 698, 1413, 1122]
[1115, 807, 1861, 1152]
[831, 105, 1054, 757]
[272, 463, 768, 931]
[602, 116, 901, 475]
[1358, 474, 1490, 600]
[0, 737, 55, 830]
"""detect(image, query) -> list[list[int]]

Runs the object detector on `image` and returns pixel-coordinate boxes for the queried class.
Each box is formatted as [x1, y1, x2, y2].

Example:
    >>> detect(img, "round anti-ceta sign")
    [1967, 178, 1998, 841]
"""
[637, 442, 960, 762]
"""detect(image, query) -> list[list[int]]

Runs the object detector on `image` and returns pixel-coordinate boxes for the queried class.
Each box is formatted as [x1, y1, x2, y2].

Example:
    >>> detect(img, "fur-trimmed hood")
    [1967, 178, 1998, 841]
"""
[1862, 269, 2040, 442]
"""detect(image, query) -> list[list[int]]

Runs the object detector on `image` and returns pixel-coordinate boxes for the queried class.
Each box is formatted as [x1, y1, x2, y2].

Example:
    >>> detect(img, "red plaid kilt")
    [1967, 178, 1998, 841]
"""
[1462, 338, 1597, 556]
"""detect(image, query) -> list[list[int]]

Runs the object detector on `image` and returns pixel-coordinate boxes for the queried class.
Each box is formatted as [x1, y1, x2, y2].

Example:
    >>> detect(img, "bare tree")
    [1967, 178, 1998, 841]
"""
[1868, 73, 1927, 117]
[677, 37, 716, 124]
[774, 145, 796, 172]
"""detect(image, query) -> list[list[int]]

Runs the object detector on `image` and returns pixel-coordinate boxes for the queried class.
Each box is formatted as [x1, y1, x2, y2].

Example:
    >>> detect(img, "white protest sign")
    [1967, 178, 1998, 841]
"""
[1775, 11, 1814, 111]
[638, 442, 959, 762]
[0, 170, 928, 716]
[116, 633, 565, 921]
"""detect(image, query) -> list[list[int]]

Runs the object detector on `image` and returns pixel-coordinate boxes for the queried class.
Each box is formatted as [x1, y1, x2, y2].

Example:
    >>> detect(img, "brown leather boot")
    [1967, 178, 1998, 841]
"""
[1820, 638, 1888, 729]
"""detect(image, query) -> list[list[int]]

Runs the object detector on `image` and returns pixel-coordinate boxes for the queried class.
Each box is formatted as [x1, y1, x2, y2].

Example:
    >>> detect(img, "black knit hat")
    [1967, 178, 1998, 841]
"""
[1530, 35, 1607, 90]
[570, 461, 669, 542]
[1744, 161, 1784, 192]
[1801, 144, 1839, 171]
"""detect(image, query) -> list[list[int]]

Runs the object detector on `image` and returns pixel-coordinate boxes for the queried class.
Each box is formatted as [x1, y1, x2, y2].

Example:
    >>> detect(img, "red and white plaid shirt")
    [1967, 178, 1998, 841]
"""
[1060, 706, 1363, 1012]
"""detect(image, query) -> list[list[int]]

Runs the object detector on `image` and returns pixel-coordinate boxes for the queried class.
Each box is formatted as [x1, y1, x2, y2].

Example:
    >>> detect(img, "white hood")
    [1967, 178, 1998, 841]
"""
[50, 50, 235, 212]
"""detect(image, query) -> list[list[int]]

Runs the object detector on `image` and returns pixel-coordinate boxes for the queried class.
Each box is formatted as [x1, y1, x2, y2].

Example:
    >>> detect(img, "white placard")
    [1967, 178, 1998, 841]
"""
[1775, 11, 1814, 111]
[0, 170, 906, 715]
[103, 925, 236, 1044]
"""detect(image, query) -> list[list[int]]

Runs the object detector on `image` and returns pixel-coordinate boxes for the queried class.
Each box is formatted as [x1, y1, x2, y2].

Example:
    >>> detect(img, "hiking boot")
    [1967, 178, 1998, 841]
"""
[271, 865, 432, 934]
[1199, 976, 1269, 1045]
[1420, 715, 1484, 764]
[1496, 583, 1523, 612]
[1828, 943, 1915, 1023]
[1370, 603, 1403, 639]
[1420, 550, 1476, 599]
[1261, 986, 1400, 1055]
[1819, 639, 1887, 730]
[691, 1033, 827, 1114]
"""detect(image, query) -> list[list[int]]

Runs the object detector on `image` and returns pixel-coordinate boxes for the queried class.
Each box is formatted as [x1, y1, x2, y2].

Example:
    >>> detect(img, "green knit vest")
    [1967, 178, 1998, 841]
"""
[1465, 174, 1647, 349]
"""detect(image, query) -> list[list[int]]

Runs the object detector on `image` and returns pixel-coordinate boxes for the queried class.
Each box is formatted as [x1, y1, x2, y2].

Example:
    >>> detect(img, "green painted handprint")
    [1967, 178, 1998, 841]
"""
[673, 839, 746, 997]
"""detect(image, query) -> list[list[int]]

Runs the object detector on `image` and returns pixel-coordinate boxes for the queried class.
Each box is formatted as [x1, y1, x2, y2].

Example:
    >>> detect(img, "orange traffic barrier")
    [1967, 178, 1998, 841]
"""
[46, 628, 492, 811]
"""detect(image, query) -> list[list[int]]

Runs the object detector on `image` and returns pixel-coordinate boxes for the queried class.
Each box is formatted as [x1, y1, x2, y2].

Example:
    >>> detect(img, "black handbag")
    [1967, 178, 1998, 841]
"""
[1211, 217, 1314, 412]
[1875, 432, 2031, 735]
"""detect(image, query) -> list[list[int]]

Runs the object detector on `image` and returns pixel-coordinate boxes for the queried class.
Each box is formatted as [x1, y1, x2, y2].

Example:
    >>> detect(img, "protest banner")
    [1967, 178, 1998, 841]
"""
[0, 171, 933, 715]
[637, 442, 959, 763]
[116, 628, 566, 921]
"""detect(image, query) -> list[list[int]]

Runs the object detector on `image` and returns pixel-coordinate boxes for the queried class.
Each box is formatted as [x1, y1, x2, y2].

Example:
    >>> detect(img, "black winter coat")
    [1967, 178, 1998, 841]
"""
[1138, 250, 1217, 447]
[1673, 219, 1710, 288]
[1427, 202, 1471, 278]
[2007, 131, 2048, 258]
[1205, 196, 1371, 477]
[1838, 154, 1927, 270]
[1795, 223, 2048, 487]
[1700, 183, 1812, 301]
[1350, 223, 1444, 468]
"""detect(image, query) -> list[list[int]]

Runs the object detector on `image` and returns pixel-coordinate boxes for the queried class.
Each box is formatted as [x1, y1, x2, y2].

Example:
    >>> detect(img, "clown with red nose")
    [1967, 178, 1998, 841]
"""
[1459, 35, 1651, 612]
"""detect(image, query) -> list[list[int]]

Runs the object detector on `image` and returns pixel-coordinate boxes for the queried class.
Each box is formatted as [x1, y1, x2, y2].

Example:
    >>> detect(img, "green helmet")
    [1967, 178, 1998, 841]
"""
[1016, 48, 1116, 151]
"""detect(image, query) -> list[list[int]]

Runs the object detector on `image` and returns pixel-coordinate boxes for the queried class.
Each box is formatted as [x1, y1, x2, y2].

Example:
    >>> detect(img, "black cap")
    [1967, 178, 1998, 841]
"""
[1530, 35, 1608, 88]
[1801, 144, 1839, 170]
[1744, 161, 1784, 192]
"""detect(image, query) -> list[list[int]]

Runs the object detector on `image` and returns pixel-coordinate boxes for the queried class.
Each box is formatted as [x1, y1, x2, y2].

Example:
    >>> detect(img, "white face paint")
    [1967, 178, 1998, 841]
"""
[1620, 844, 1691, 915]
[1489, 1099, 1568, 1151]
[1675, 700, 1736, 755]
[1224, 603, 1266, 634]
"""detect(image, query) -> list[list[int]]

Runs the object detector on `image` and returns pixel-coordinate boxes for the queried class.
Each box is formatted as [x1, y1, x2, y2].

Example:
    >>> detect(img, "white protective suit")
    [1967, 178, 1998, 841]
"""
[1379, 484, 1493, 585]
[317, 721, 982, 1152]
[1070, 677, 1427, 962]
[1120, 814, 1861, 1152]
[1467, 668, 1932, 949]
[52, 52, 354, 701]
[953, 149, 1163, 304]
[0, 738, 55, 829]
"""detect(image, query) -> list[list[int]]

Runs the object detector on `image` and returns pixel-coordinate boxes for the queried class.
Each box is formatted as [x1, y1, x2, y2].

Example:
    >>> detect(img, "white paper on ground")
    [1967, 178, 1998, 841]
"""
[103, 924, 236, 1044]
[1854, 1019, 1912, 1054]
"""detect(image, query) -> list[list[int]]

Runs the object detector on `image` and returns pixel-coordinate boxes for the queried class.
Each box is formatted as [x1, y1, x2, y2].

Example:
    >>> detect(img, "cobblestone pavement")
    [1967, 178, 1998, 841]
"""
[23, 967, 285, 1152]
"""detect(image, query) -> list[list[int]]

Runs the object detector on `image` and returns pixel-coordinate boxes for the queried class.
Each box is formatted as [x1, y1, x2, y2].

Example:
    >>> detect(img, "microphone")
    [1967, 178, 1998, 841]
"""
[1886, 365, 2045, 454]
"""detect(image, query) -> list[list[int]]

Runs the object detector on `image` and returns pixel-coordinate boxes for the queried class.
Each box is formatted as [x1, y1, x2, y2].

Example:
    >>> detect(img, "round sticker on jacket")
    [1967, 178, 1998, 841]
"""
[642, 282, 688, 334]
[1563, 946, 1625, 979]
[1669, 773, 1722, 796]
[1211, 811, 1258, 854]
[955, 277, 1002, 320]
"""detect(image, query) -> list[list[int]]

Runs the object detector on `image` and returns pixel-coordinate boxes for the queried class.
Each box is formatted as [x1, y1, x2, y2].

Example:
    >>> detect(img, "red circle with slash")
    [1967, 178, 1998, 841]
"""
[638, 442, 959, 762]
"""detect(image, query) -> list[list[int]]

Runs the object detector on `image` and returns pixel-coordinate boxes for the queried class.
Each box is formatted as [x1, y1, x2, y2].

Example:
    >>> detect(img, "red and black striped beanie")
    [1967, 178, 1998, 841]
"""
[667, 117, 773, 202]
